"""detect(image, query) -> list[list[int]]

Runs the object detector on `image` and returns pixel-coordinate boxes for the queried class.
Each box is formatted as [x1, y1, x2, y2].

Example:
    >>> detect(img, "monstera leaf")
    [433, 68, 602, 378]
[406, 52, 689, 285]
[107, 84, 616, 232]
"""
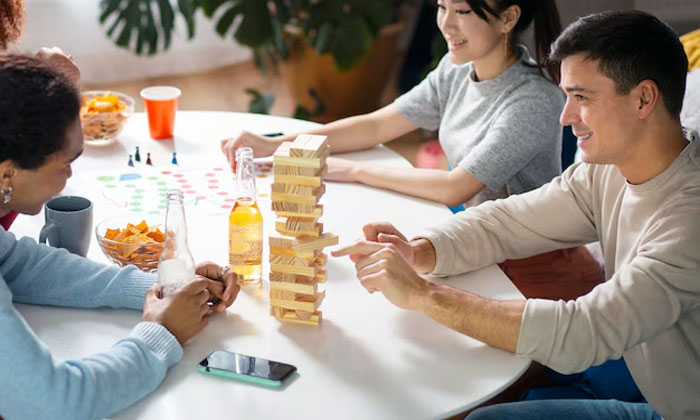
[99, 0, 194, 55]
[99, 0, 400, 72]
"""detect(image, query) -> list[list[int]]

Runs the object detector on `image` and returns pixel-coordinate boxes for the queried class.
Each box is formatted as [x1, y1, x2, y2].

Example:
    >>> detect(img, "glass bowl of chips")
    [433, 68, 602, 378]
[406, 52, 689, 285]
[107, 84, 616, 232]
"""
[80, 91, 134, 146]
[95, 215, 165, 272]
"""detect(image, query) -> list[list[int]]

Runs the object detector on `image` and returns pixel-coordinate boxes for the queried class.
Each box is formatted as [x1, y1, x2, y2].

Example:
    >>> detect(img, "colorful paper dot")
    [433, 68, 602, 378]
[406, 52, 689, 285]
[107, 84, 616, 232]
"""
[97, 176, 115, 182]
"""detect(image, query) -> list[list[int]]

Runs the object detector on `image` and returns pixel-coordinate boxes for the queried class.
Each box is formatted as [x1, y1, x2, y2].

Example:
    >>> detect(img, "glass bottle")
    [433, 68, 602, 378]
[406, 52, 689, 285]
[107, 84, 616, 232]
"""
[158, 189, 195, 297]
[229, 147, 263, 285]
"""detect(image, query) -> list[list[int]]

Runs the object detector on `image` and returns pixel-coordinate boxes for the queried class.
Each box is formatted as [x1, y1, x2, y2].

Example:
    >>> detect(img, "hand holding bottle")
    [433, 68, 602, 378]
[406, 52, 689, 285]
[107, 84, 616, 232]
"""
[194, 261, 241, 313]
[141, 279, 212, 344]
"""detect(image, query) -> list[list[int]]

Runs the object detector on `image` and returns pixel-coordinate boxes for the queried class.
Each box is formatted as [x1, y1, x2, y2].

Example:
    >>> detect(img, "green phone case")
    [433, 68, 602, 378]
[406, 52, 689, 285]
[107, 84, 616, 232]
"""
[197, 365, 284, 388]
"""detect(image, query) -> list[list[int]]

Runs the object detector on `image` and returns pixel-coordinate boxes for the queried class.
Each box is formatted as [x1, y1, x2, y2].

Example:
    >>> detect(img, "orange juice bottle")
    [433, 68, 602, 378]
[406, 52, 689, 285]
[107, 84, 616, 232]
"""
[229, 147, 262, 285]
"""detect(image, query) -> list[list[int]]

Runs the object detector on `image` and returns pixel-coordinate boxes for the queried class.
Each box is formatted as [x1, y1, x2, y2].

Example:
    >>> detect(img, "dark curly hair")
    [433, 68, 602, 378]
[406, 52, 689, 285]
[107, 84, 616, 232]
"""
[0, 0, 24, 49]
[0, 52, 80, 169]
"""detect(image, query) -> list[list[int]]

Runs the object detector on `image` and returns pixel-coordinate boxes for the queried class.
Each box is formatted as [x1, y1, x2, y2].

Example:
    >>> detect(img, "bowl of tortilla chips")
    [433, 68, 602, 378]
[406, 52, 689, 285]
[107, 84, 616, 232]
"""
[80, 91, 134, 145]
[95, 215, 165, 272]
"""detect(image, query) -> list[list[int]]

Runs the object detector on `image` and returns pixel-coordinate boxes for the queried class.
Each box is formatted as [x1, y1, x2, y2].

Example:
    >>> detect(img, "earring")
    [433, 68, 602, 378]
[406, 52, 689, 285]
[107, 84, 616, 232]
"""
[1, 185, 12, 204]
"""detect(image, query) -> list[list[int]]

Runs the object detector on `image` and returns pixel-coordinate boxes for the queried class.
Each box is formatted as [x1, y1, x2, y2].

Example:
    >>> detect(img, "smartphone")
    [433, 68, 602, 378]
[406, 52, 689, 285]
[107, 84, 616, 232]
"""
[198, 350, 297, 388]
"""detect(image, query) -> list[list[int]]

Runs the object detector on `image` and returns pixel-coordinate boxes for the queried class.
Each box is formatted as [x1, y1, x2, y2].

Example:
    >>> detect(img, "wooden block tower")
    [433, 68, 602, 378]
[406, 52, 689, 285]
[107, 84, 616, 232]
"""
[269, 134, 339, 325]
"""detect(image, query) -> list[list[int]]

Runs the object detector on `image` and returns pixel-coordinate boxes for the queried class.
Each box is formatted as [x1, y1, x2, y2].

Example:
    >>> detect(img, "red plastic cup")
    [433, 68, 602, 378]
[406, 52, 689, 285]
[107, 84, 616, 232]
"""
[140, 86, 181, 139]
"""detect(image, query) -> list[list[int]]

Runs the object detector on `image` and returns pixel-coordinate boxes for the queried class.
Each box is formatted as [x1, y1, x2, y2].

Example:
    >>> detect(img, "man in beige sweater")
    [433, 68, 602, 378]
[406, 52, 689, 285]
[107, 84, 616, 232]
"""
[334, 10, 698, 420]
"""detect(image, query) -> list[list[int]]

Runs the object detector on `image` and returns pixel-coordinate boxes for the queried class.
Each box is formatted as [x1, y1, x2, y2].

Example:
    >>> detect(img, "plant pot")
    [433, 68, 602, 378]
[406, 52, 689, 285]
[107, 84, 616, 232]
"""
[280, 22, 405, 122]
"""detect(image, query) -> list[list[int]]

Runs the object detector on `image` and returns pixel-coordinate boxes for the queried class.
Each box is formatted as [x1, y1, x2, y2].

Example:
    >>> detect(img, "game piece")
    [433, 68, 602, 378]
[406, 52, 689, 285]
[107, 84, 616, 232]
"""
[268, 134, 338, 326]
[128, 154, 134, 167]
[146, 153, 152, 166]
[134, 146, 141, 162]
[172, 152, 178, 165]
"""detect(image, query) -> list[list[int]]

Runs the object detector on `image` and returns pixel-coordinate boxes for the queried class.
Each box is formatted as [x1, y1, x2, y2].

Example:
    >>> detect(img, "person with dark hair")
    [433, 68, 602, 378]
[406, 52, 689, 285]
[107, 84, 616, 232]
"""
[223, 0, 564, 208]
[333, 10, 698, 420]
[224, 0, 603, 304]
[0, 0, 79, 231]
[0, 52, 240, 420]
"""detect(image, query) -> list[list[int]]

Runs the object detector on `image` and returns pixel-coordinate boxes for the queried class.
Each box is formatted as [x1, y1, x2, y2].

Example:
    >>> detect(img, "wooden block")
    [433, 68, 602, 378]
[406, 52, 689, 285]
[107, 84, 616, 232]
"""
[269, 253, 316, 268]
[270, 306, 285, 317]
[273, 164, 321, 177]
[269, 271, 325, 284]
[271, 184, 325, 205]
[275, 225, 322, 238]
[270, 262, 317, 277]
[274, 165, 327, 187]
[272, 202, 323, 218]
[294, 311, 314, 321]
[278, 216, 318, 231]
[269, 280, 317, 296]
[269, 233, 339, 253]
[273, 144, 328, 169]
[269, 245, 318, 259]
[269, 289, 296, 300]
[271, 183, 325, 198]
[276, 310, 322, 326]
[289, 134, 328, 158]
[270, 290, 325, 312]
[317, 269, 327, 283]
[275, 217, 322, 237]
[270, 252, 326, 266]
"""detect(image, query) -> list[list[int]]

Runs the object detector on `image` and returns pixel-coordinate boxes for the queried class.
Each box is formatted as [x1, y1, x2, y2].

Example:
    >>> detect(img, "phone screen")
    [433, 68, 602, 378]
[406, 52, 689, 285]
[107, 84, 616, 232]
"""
[199, 350, 297, 383]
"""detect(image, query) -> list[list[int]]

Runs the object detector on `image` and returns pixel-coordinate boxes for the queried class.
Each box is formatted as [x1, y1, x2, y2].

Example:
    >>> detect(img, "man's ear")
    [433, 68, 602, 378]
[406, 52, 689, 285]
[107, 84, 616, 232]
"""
[635, 79, 660, 119]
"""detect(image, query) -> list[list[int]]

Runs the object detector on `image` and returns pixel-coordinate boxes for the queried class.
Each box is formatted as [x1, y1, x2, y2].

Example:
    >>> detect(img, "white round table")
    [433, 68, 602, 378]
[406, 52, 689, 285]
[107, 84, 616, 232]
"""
[12, 111, 529, 420]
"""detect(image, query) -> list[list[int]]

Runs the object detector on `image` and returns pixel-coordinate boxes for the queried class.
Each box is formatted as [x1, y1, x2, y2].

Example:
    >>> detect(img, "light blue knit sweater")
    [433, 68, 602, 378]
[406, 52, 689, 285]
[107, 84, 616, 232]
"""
[0, 228, 183, 420]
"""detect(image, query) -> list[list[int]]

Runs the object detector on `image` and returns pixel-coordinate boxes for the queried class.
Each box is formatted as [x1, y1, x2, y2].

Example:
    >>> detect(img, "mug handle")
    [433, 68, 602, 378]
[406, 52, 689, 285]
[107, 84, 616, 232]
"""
[39, 223, 58, 246]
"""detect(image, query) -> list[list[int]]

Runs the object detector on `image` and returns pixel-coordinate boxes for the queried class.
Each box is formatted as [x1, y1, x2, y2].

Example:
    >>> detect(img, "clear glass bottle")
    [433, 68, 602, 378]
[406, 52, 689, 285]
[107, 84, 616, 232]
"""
[158, 189, 195, 296]
[229, 147, 263, 285]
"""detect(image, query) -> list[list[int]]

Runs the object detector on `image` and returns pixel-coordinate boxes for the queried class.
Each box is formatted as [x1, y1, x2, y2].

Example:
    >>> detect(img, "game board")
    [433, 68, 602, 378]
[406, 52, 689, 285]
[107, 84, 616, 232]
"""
[76, 161, 273, 217]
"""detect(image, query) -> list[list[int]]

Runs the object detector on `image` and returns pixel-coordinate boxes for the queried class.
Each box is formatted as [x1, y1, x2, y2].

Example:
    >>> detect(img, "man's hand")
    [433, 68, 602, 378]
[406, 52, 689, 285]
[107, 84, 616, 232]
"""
[195, 261, 240, 313]
[36, 47, 80, 83]
[360, 222, 415, 266]
[220, 130, 281, 164]
[142, 279, 212, 344]
[332, 240, 431, 311]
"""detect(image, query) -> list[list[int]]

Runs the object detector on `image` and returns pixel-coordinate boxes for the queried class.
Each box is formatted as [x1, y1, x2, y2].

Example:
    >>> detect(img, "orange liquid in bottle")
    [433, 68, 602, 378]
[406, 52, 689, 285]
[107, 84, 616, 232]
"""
[228, 197, 263, 285]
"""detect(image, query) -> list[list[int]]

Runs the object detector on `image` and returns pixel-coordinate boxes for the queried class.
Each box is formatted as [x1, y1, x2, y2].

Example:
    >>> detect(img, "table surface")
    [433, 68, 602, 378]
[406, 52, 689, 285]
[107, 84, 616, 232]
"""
[12, 111, 529, 420]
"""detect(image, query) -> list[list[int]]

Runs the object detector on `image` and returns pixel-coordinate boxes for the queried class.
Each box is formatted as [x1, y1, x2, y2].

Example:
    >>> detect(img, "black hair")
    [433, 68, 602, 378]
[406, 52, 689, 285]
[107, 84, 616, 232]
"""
[549, 10, 687, 117]
[464, 0, 562, 83]
[0, 52, 80, 169]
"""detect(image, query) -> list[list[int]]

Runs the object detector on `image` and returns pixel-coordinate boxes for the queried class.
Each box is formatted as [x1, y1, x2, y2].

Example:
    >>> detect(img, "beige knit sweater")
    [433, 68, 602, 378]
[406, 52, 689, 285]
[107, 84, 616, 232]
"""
[421, 131, 700, 420]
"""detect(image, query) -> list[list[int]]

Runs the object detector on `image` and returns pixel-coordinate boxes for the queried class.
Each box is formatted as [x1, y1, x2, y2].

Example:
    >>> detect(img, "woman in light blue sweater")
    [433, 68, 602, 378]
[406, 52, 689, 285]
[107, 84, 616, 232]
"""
[0, 53, 240, 420]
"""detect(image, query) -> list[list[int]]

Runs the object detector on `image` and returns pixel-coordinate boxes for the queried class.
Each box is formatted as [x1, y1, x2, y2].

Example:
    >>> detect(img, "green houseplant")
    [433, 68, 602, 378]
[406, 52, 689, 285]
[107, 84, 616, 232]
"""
[99, 0, 410, 120]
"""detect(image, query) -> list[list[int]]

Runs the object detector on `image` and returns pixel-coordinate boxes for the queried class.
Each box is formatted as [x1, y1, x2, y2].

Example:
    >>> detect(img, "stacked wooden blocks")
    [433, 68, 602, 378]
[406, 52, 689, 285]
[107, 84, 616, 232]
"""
[269, 134, 339, 325]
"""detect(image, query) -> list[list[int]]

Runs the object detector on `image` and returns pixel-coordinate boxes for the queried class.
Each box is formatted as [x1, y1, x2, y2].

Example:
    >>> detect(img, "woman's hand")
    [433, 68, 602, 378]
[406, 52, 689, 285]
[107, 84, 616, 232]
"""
[141, 279, 212, 344]
[221, 131, 281, 164]
[195, 261, 240, 313]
